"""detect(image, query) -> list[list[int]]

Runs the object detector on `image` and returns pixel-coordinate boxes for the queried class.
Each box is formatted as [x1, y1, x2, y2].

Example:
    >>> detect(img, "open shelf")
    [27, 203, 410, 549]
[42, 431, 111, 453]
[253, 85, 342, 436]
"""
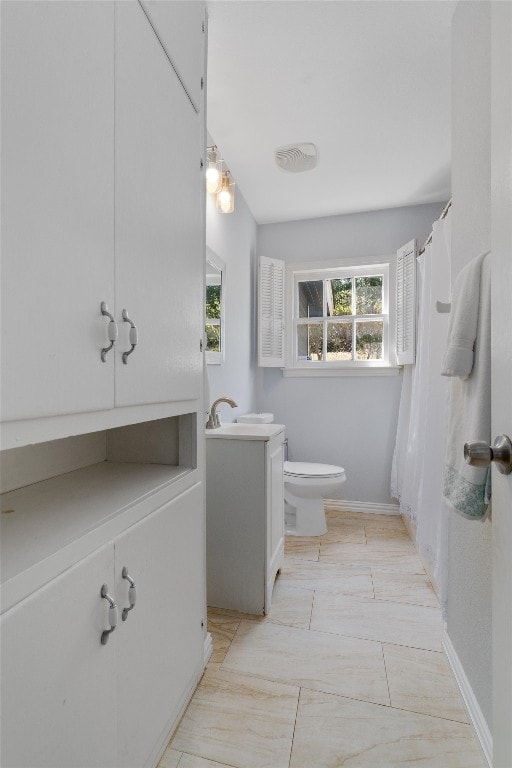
[1, 413, 199, 612]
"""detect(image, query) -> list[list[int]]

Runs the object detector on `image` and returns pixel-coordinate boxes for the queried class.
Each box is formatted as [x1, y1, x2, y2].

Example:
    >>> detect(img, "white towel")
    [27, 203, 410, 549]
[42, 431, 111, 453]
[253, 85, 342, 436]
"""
[442, 252, 491, 519]
[441, 251, 489, 379]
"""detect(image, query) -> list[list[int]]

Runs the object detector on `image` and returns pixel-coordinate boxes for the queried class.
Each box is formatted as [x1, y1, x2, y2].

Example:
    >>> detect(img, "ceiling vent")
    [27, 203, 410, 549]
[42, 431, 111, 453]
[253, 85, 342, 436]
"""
[274, 143, 318, 173]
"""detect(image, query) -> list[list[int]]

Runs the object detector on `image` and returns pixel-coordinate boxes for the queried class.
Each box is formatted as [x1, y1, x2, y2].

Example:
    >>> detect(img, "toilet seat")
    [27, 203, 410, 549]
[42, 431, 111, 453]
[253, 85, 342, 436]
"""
[284, 461, 345, 479]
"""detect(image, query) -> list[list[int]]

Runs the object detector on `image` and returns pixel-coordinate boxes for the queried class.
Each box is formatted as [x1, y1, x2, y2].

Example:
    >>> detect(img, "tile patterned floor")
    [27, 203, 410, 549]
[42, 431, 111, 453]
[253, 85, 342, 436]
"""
[159, 509, 486, 768]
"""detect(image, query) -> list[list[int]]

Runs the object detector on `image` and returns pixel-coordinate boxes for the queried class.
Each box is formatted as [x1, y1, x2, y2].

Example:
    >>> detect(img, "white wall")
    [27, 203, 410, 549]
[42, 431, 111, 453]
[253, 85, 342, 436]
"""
[255, 203, 443, 504]
[206, 181, 258, 422]
[446, 0, 492, 733]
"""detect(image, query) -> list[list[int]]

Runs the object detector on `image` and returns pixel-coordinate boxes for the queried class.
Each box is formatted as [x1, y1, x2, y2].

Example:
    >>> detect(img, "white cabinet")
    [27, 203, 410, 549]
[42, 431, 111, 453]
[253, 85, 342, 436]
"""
[1, 462, 205, 768]
[1, 1, 116, 421]
[1, 0, 204, 424]
[115, 0, 203, 408]
[206, 426, 285, 615]
[115, 486, 204, 768]
[1, 545, 117, 768]
[1, 1, 207, 764]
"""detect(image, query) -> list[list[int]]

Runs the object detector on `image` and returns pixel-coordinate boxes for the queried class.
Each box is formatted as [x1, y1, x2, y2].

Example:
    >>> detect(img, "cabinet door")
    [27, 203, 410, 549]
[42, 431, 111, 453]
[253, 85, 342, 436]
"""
[115, 0, 203, 408]
[0, 1, 115, 422]
[140, 0, 206, 113]
[115, 483, 204, 768]
[266, 436, 285, 610]
[0, 545, 116, 768]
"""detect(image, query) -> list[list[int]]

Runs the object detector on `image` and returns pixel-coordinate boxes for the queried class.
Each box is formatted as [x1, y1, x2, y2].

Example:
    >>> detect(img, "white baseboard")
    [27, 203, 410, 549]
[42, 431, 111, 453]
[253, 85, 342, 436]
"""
[203, 631, 213, 667]
[325, 499, 401, 516]
[443, 631, 492, 767]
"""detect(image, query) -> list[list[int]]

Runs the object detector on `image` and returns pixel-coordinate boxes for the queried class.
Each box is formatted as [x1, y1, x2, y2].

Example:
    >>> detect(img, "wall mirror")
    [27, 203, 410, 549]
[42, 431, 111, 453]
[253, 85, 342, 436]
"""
[205, 247, 225, 364]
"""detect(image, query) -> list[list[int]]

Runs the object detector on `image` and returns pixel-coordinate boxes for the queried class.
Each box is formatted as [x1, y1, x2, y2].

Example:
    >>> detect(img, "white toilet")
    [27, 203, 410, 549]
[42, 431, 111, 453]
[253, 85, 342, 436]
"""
[237, 413, 346, 538]
[284, 461, 346, 536]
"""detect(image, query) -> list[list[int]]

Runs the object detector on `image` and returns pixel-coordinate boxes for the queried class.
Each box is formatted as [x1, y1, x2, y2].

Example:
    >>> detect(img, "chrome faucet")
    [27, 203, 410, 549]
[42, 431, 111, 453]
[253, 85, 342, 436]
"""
[206, 396, 238, 429]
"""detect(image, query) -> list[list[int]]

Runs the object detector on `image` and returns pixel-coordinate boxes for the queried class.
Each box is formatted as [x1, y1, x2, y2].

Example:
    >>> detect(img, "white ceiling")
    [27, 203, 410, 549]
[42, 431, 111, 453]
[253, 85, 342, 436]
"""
[206, 1, 455, 224]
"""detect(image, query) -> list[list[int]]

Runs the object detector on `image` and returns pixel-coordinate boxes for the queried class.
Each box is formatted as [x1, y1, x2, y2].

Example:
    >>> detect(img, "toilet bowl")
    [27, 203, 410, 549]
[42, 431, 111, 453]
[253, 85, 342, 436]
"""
[284, 461, 346, 536]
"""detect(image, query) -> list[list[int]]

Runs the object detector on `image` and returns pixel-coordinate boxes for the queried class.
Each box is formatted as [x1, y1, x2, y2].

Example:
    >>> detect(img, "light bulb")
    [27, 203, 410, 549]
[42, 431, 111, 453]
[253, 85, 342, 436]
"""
[218, 189, 232, 213]
[216, 171, 235, 213]
[205, 147, 223, 194]
[206, 165, 221, 194]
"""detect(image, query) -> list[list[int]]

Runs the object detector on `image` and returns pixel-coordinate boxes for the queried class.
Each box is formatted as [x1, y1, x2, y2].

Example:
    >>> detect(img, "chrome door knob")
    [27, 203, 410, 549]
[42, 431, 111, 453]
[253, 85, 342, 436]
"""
[464, 435, 512, 475]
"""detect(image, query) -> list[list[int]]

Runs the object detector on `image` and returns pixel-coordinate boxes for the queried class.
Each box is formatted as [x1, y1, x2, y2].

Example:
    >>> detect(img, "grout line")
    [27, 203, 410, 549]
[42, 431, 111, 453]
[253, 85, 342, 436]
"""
[305, 624, 442, 653]
[288, 687, 302, 768]
[308, 590, 316, 630]
[292, 684, 474, 726]
[372, 595, 440, 609]
[369, 568, 376, 599]
[380, 642, 392, 706]
[178, 749, 239, 768]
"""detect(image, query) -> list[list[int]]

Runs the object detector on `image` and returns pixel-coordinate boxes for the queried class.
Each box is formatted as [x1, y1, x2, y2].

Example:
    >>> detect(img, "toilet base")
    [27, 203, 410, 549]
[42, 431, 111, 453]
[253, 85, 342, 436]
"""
[285, 498, 327, 537]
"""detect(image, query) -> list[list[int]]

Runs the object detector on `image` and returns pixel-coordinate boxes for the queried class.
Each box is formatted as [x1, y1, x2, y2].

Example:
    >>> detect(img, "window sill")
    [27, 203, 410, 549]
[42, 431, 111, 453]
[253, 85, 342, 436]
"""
[281, 366, 401, 378]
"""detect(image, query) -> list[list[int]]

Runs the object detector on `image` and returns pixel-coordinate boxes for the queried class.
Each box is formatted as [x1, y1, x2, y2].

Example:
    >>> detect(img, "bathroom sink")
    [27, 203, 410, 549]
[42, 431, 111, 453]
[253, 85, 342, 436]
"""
[205, 423, 285, 440]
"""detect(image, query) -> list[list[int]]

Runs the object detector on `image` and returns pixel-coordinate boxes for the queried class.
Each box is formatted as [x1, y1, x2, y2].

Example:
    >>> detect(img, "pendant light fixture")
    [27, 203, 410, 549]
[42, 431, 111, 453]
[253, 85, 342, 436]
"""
[205, 145, 223, 195]
[216, 170, 235, 214]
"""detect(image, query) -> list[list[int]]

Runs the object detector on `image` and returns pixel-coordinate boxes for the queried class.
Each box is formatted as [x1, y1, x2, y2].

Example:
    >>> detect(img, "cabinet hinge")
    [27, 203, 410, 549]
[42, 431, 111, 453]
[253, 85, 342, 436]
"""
[200, 338, 203, 352]
[200, 76, 204, 90]
[200, 158, 204, 169]
[201, 618, 205, 629]
[202, 21, 205, 33]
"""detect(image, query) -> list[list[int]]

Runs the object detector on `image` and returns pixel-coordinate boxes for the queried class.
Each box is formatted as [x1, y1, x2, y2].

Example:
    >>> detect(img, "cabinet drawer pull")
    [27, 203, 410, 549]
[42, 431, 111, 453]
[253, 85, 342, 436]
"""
[121, 567, 137, 621]
[122, 309, 138, 364]
[100, 584, 118, 645]
[100, 302, 118, 362]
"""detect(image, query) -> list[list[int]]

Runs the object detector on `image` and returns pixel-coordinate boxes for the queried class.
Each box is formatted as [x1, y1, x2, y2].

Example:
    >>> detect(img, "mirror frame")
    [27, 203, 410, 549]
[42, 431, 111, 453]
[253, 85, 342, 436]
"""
[205, 247, 226, 365]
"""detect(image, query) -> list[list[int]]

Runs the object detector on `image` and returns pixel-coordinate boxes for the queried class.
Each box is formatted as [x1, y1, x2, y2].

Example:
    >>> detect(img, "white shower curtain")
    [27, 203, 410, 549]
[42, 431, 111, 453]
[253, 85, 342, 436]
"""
[391, 214, 451, 587]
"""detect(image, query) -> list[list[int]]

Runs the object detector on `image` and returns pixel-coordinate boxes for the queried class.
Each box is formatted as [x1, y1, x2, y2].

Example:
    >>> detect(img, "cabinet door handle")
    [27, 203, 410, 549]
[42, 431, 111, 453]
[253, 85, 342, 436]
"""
[100, 584, 118, 645]
[121, 309, 138, 364]
[121, 567, 137, 621]
[100, 302, 118, 362]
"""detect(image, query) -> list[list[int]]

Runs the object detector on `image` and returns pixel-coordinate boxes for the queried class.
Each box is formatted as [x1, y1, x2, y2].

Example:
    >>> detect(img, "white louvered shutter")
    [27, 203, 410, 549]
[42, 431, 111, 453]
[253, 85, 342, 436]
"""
[396, 239, 417, 365]
[258, 256, 285, 367]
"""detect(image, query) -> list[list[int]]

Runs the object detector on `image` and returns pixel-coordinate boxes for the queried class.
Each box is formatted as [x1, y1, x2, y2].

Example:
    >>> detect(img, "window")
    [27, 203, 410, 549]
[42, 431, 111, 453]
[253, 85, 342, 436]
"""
[258, 255, 399, 375]
[294, 268, 388, 365]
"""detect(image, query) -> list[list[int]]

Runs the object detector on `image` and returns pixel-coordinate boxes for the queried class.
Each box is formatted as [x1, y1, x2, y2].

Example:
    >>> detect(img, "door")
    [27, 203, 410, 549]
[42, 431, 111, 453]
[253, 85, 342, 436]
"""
[0, 545, 116, 768]
[115, 483, 204, 768]
[0, 1, 115, 421]
[114, 0, 203, 408]
[491, 5, 512, 766]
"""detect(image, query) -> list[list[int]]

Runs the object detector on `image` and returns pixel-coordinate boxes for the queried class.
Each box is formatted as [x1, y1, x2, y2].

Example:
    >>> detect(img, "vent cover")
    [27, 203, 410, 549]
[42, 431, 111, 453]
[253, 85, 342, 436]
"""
[274, 143, 318, 173]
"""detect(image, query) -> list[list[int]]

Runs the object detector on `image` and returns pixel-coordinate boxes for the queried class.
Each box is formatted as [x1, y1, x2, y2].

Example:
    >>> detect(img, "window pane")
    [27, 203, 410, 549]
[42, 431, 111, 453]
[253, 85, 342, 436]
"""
[206, 284, 221, 320]
[297, 323, 323, 360]
[298, 280, 323, 318]
[355, 320, 383, 360]
[355, 276, 382, 315]
[328, 278, 352, 316]
[205, 323, 220, 352]
[326, 322, 353, 360]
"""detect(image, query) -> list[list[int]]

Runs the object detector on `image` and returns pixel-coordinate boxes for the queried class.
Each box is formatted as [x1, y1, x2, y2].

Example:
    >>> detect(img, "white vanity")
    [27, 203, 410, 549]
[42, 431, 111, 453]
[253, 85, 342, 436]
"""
[205, 424, 285, 615]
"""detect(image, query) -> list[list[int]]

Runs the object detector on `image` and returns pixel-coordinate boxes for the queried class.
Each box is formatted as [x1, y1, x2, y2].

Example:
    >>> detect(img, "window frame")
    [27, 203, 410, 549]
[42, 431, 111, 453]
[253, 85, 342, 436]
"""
[285, 257, 399, 376]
